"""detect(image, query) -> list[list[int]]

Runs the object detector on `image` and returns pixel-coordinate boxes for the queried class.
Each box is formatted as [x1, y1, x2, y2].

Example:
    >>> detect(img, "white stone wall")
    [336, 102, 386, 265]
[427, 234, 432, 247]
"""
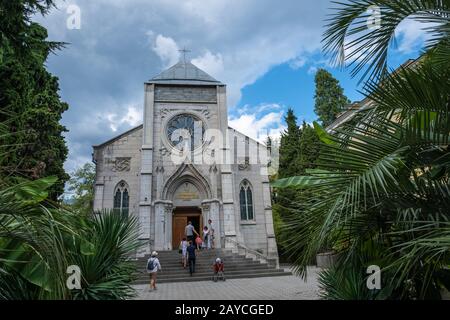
[151, 101, 220, 193]
[227, 128, 275, 256]
[92, 127, 143, 218]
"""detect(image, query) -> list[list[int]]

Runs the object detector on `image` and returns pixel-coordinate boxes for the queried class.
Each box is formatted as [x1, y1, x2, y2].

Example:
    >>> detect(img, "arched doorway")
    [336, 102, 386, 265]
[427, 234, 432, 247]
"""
[162, 164, 212, 249]
[172, 207, 202, 248]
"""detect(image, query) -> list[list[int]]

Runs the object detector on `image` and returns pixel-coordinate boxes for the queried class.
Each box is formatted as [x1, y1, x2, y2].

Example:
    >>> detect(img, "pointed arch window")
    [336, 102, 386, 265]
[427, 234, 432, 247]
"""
[114, 181, 129, 217]
[239, 180, 254, 221]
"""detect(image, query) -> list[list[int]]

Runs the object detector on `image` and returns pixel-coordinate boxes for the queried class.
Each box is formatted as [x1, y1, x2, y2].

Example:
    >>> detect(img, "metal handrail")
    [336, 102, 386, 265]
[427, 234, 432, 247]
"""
[224, 237, 269, 262]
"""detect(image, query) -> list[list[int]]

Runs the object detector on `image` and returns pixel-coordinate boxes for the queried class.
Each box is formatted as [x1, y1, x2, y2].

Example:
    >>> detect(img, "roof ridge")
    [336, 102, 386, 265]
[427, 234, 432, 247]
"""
[148, 60, 222, 85]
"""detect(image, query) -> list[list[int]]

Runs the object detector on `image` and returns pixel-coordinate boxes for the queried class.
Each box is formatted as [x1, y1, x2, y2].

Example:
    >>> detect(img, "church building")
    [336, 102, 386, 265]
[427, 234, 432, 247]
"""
[92, 59, 278, 264]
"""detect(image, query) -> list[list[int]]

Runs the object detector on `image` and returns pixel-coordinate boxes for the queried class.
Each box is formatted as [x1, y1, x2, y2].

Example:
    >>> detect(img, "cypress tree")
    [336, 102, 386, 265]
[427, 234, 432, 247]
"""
[276, 109, 301, 210]
[278, 108, 300, 179]
[314, 69, 350, 127]
[297, 121, 321, 174]
[0, 1, 69, 199]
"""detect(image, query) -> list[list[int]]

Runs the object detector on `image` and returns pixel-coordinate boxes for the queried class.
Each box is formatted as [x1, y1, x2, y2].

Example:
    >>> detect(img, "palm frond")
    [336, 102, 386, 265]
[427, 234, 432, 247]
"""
[323, 0, 450, 83]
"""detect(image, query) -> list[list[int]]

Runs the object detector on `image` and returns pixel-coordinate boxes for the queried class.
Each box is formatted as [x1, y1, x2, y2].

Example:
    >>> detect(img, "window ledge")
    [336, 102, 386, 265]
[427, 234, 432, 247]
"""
[240, 220, 257, 225]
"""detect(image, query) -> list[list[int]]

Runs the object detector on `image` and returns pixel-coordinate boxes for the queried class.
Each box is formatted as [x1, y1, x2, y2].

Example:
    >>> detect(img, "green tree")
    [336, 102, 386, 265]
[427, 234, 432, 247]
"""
[274, 0, 450, 300]
[274, 112, 323, 263]
[0, 1, 142, 301]
[314, 69, 350, 127]
[0, 117, 141, 299]
[298, 121, 321, 174]
[67, 163, 96, 216]
[278, 108, 300, 179]
[0, 0, 68, 199]
[276, 109, 300, 210]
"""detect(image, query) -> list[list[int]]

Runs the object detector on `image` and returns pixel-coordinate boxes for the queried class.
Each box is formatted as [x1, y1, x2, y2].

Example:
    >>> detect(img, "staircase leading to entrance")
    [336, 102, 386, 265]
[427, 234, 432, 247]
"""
[134, 249, 292, 284]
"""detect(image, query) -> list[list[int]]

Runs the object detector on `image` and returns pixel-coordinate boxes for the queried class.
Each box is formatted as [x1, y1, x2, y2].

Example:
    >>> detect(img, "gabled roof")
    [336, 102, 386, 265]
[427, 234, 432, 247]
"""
[92, 124, 143, 149]
[147, 61, 223, 86]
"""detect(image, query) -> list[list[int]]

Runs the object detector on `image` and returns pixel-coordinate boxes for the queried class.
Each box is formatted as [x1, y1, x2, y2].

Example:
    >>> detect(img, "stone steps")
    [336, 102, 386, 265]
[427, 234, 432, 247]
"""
[135, 257, 259, 266]
[133, 249, 292, 284]
[136, 264, 276, 276]
[139, 264, 270, 272]
[139, 268, 287, 279]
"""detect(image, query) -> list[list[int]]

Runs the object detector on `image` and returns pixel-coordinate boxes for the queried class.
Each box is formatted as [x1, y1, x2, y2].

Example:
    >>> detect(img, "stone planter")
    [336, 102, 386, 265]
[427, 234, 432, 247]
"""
[316, 251, 338, 268]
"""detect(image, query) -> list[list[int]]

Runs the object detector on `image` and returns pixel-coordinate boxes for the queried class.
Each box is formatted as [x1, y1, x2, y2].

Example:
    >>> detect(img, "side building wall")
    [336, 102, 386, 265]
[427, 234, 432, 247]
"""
[228, 128, 277, 259]
[92, 126, 143, 217]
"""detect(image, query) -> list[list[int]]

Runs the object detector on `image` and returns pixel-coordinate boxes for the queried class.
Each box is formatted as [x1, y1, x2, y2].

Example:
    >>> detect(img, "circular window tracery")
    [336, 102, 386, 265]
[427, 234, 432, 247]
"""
[166, 113, 205, 151]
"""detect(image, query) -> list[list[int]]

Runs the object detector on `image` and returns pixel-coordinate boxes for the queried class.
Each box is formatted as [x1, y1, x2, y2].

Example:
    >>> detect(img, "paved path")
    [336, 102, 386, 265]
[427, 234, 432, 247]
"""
[133, 266, 320, 300]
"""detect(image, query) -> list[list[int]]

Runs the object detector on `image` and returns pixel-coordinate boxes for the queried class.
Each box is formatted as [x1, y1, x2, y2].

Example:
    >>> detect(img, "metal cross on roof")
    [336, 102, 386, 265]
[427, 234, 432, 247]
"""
[179, 47, 191, 63]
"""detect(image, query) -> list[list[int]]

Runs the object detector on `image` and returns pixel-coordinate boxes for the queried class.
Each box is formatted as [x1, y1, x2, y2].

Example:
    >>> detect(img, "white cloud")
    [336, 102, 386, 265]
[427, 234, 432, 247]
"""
[191, 50, 224, 79]
[289, 56, 308, 70]
[152, 34, 180, 67]
[228, 106, 286, 143]
[34, 0, 334, 173]
[395, 18, 435, 54]
[64, 153, 91, 173]
[121, 106, 142, 126]
[106, 105, 143, 132]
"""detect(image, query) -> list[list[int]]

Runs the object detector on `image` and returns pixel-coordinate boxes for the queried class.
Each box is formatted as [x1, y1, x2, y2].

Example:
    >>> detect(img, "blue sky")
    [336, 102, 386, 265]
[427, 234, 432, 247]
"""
[33, 0, 426, 174]
[236, 58, 364, 123]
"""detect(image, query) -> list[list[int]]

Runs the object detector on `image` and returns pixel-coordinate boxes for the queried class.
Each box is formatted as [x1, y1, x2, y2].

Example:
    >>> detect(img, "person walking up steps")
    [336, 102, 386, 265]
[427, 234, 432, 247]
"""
[202, 226, 209, 250]
[180, 237, 188, 269]
[185, 221, 199, 244]
[195, 234, 203, 252]
[147, 251, 162, 291]
[186, 240, 197, 276]
[208, 219, 215, 249]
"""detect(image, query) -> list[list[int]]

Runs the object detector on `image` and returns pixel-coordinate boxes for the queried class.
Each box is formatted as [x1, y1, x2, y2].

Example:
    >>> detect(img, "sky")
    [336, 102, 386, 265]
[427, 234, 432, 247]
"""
[32, 0, 427, 174]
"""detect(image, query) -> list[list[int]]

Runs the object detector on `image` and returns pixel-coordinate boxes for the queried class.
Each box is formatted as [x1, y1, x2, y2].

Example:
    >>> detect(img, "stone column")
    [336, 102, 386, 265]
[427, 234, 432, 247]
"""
[164, 203, 173, 250]
[221, 167, 237, 250]
[203, 200, 221, 248]
[201, 202, 210, 227]
[221, 132, 238, 250]
[93, 182, 104, 211]
[138, 83, 154, 253]
[209, 164, 218, 198]
[153, 200, 172, 251]
[262, 177, 279, 268]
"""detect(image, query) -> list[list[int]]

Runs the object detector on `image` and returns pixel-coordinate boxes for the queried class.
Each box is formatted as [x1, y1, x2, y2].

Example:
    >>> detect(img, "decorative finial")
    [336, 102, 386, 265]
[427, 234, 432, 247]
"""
[179, 47, 191, 64]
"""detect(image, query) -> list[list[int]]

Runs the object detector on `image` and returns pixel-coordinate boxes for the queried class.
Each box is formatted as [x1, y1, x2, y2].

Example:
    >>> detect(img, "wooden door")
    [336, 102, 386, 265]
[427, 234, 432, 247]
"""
[172, 216, 187, 248]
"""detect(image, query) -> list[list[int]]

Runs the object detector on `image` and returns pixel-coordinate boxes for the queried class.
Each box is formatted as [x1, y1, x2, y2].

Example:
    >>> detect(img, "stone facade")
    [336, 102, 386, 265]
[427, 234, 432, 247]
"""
[154, 86, 217, 103]
[92, 61, 278, 264]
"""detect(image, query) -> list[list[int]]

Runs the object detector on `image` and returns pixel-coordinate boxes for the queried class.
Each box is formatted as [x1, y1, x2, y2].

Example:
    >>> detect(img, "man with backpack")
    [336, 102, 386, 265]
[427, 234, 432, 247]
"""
[147, 251, 162, 291]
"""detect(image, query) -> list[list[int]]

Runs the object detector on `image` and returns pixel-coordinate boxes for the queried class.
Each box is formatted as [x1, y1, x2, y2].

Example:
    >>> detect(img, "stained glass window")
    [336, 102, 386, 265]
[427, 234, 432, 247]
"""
[246, 187, 253, 220]
[166, 114, 205, 151]
[114, 181, 129, 217]
[122, 189, 129, 217]
[239, 181, 254, 221]
[240, 187, 247, 220]
[114, 190, 121, 210]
